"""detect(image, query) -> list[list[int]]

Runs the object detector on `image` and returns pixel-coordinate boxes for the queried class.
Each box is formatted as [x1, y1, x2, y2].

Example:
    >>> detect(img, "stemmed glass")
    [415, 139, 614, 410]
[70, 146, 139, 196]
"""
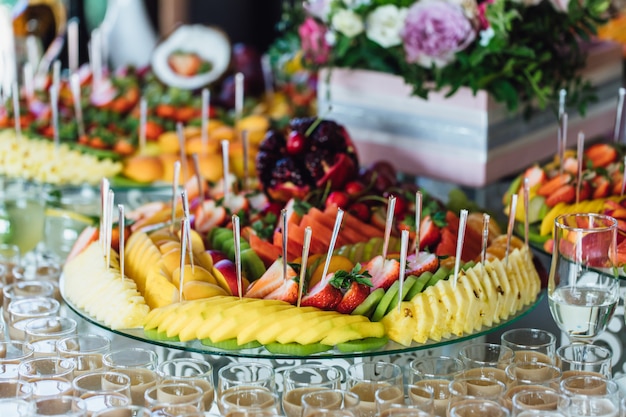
[547, 213, 620, 343]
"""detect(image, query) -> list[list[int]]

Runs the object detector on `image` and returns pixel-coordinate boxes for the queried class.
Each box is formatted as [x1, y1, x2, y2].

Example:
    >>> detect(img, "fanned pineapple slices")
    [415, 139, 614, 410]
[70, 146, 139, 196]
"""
[382, 247, 541, 346]
[63, 242, 149, 329]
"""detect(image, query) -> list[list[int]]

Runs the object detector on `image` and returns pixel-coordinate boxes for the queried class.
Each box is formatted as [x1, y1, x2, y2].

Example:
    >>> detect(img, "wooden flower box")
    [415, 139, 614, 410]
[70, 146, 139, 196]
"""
[317, 42, 623, 187]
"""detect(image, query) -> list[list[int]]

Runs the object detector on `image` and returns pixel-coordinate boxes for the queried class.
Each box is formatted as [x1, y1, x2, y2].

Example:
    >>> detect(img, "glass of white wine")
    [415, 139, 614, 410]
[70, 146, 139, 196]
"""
[547, 213, 620, 343]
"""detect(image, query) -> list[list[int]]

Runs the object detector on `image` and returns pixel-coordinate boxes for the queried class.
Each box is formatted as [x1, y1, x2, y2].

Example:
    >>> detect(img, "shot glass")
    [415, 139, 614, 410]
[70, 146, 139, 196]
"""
[505, 362, 562, 389]
[92, 405, 151, 417]
[0, 398, 35, 416]
[281, 364, 342, 417]
[24, 316, 78, 357]
[7, 296, 60, 341]
[346, 361, 403, 417]
[56, 334, 111, 376]
[76, 392, 130, 416]
[28, 377, 74, 399]
[217, 385, 280, 416]
[458, 343, 514, 385]
[145, 382, 205, 410]
[448, 376, 507, 409]
[409, 356, 465, 383]
[2, 280, 55, 323]
[217, 362, 276, 396]
[511, 388, 571, 415]
[449, 399, 510, 417]
[301, 389, 360, 417]
[72, 371, 132, 400]
[18, 357, 75, 382]
[374, 384, 407, 413]
[556, 344, 613, 379]
[156, 357, 214, 412]
[0, 341, 35, 379]
[0, 379, 32, 401]
[103, 349, 158, 407]
[500, 328, 557, 364]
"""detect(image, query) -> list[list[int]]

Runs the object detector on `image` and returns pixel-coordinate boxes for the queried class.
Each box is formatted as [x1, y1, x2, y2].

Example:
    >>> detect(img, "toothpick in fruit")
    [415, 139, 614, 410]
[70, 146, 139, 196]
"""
[139, 97, 147, 154]
[68, 18, 78, 73]
[99, 178, 110, 253]
[558, 113, 568, 176]
[523, 177, 529, 249]
[614, 88, 625, 143]
[49, 84, 59, 150]
[382, 195, 397, 260]
[22, 63, 33, 100]
[481, 213, 490, 279]
[505, 193, 518, 268]
[118, 204, 125, 282]
[235, 72, 244, 124]
[414, 191, 422, 256]
[191, 153, 204, 200]
[621, 155, 626, 197]
[281, 209, 289, 281]
[176, 122, 188, 179]
[452, 209, 468, 288]
[221, 139, 230, 208]
[179, 217, 189, 302]
[559, 89, 567, 118]
[201, 88, 210, 149]
[181, 190, 194, 273]
[90, 28, 103, 88]
[11, 82, 21, 141]
[242, 129, 250, 192]
[170, 161, 181, 235]
[261, 54, 274, 103]
[70, 73, 85, 138]
[105, 189, 114, 270]
[398, 229, 409, 312]
[232, 214, 243, 300]
[297, 226, 312, 308]
[52, 60, 61, 93]
[576, 131, 584, 204]
[320, 208, 345, 282]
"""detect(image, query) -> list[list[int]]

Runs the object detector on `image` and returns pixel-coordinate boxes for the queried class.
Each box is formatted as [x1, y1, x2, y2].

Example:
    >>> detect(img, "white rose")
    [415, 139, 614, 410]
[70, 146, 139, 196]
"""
[331, 9, 365, 38]
[304, 0, 332, 21]
[365, 5, 407, 48]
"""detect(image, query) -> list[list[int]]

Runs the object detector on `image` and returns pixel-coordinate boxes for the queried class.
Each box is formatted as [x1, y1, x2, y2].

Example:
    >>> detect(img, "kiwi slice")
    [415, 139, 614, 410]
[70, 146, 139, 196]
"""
[371, 281, 400, 322]
[350, 242, 366, 264]
[385, 276, 418, 316]
[208, 227, 232, 250]
[200, 338, 261, 350]
[462, 261, 476, 270]
[405, 272, 432, 301]
[240, 248, 266, 281]
[264, 342, 332, 355]
[143, 328, 180, 342]
[336, 336, 390, 353]
[425, 266, 450, 287]
[351, 288, 385, 318]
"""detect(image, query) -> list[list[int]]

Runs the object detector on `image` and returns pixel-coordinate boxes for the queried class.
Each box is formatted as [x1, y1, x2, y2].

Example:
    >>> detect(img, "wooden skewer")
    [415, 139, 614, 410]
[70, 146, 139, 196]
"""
[505, 194, 518, 268]
[452, 209, 468, 288]
[181, 190, 194, 273]
[397, 229, 409, 312]
[118, 204, 125, 281]
[575, 131, 584, 204]
[170, 161, 181, 235]
[233, 214, 243, 300]
[414, 191, 422, 257]
[12, 82, 21, 141]
[320, 209, 345, 282]
[382, 195, 396, 260]
[281, 209, 289, 281]
[179, 217, 188, 302]
[523, 177, 529, 249]
[614, 88, 625, 143]
[201, 88, 210, 150]
[480, 213, 490, 280]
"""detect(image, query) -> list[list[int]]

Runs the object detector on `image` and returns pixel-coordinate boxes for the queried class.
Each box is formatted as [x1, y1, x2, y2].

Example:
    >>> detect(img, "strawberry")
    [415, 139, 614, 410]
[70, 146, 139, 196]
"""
[336, 282, 371, 314]
[545, 184, 576, 207]
[418, 215, 441, 250]
[246, 259, 297, 299]
[523, 165, 546, 188]
[330, 264, 373, 314]
[562, 157, 579, 175]
[576, 180, 591, 202]
[406, 251, 439, 277]
[585, 143, 618, 168]
[537, 173, 572, 197]
[167, 52, 202, 77]
[592, 175, 611, 199]
[435, 227, 456, 258]
[265, 279, 299, 304]
[364, 255, 400, 290]
[194, 200, 227, 233]
[300, 273, 343, 310]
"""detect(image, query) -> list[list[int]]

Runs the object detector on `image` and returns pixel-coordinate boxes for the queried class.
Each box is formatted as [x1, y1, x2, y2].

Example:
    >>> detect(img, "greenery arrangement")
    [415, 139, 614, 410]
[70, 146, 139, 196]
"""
[270, 0, 611, 114]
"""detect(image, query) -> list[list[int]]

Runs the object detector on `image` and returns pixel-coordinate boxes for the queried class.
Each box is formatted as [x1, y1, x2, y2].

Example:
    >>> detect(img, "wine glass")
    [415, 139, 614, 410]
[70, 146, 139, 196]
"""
[547, 213, 620, 343]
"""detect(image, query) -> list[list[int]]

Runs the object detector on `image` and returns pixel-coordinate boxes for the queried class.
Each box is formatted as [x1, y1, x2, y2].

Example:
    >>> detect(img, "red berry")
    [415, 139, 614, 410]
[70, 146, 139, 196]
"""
[348, 202, 370, 222]
[345, 181, 366, 196]
[391, 195, 408, 217]
[286, 131, 306, 155]
[326, 191, 349, 209]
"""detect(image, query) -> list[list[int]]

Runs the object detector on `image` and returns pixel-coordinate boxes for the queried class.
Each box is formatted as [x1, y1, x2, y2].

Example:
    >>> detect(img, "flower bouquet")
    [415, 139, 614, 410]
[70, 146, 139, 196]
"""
[273, 0, 610, 114]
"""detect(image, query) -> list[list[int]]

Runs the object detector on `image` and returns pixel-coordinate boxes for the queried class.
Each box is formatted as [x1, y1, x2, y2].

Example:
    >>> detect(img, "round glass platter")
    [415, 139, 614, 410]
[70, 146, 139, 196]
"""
[61, 275, 545, 360]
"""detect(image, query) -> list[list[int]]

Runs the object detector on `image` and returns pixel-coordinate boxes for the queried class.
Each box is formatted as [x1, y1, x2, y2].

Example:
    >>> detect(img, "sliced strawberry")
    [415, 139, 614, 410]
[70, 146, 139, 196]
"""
[576, 180, 591, 202]
[434, 227, 456, 258]
[300, 273, 343, 310]
[167, 52, 202, 77]
[336, 282, 371, 314]
[561, 157, 579, 175]
[536, 173, 572, 197]
[545, 184, 576, 207]
[592, 175, 611, 199]
[418, 215, 441, 250]
[612, 172, 625, 196]
[543, 239, 554, 254]
[265, 279, 299, 304]
[523, 165, 546, 188]
[585, 143, 618, 168]
[246, 258, 296, 299]
[364, 255, 400, 290]
[617, 239, 626, 265]
[406, 251, 439, 277]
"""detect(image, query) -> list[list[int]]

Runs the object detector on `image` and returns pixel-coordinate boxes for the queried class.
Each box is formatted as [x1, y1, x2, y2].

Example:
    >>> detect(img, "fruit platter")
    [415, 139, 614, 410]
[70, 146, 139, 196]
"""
[61, 116, 544, 358]
[503, 141, 626, 268]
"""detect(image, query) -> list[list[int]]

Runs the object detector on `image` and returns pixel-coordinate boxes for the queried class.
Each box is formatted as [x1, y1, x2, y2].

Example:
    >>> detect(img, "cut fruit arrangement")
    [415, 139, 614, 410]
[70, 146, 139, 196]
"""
[502, 141, 626, 263]
[62, 116, 542, 354]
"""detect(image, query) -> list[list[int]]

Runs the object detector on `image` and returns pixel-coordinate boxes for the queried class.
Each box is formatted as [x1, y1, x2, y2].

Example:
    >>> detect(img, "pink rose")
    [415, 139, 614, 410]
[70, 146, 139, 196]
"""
[298, 17, 331, 65]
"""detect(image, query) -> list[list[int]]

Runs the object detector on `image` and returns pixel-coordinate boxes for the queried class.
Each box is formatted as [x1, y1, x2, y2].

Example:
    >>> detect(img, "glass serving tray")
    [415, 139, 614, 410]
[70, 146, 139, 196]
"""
[61, 278, 545, 360]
